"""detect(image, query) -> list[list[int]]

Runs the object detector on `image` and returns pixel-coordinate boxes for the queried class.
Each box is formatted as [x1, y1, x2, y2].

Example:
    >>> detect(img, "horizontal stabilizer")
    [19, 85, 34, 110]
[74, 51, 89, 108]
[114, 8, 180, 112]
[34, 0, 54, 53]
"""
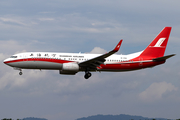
[153, 54, 175, 62]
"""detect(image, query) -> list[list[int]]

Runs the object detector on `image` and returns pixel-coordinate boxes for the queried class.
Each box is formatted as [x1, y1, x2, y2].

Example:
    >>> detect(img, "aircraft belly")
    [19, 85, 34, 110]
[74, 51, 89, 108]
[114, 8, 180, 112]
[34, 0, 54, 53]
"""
[10, 61, 62, 70]
[99, 61, 164, 72]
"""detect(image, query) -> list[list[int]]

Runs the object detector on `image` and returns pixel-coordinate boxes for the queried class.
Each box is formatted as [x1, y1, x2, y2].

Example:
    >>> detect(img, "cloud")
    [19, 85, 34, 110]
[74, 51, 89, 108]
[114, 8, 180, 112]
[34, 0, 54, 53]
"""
[89, 47, 107, 54]
[139, 82, 178, 102]
[0, 0, 180, 120]
[38, 18, 55, 21]
[0, 40, 27, 54]
[0, 17, 28, 26]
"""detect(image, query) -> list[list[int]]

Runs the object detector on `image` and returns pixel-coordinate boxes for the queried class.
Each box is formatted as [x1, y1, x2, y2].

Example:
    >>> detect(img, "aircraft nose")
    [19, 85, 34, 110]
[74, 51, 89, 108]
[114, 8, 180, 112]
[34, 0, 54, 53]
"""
[3, 58, 9, 64]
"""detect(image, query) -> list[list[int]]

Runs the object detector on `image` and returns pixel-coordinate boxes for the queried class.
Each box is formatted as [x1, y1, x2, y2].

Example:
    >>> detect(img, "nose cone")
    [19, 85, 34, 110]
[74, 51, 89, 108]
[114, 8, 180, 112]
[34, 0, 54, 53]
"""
[3, 58, 15, 68]
[3, 58, 10, 65]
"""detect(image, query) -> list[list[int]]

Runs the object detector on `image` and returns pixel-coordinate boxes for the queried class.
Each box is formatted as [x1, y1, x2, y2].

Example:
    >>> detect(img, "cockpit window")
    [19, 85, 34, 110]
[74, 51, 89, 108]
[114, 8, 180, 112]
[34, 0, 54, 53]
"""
[10, 56, 17, 58]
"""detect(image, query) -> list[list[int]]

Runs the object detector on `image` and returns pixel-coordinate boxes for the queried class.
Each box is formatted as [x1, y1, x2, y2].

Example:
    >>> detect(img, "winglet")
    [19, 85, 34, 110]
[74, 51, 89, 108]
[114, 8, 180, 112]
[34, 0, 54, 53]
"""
[113, 39, 123, 52]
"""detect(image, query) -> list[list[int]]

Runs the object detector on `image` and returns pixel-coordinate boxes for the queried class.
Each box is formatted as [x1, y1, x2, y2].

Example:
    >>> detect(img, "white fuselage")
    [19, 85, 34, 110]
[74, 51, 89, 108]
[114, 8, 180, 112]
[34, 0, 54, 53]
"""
[4, 51, 142, 71]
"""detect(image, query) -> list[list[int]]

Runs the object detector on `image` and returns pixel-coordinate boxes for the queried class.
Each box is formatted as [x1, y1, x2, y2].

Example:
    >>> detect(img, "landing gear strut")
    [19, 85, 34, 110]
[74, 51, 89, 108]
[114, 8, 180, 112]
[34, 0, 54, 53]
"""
[84, 71, 92, 79]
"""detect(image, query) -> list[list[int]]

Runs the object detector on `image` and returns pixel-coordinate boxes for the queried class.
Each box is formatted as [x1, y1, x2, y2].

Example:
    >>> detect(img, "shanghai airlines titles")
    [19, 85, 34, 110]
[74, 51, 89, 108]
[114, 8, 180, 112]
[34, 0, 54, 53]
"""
[4, 27, 175, 79]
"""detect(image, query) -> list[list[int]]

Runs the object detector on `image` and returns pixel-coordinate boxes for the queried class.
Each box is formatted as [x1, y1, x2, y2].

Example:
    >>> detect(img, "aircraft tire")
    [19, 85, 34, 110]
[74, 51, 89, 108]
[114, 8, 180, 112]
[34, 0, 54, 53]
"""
[84, 72, 92, 79]
[19, 72, 23, 75]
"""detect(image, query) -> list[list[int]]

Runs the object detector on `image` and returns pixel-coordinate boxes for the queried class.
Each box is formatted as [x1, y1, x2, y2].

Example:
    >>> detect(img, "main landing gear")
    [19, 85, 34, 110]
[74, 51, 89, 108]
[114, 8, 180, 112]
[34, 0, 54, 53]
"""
[84, 71, 92, 79]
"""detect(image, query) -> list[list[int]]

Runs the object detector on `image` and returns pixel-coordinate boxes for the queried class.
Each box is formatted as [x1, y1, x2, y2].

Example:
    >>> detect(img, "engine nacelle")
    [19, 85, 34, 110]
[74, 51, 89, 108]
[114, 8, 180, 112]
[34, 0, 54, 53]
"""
[60, 63, 79, 75]
[62, 63, 79, 71]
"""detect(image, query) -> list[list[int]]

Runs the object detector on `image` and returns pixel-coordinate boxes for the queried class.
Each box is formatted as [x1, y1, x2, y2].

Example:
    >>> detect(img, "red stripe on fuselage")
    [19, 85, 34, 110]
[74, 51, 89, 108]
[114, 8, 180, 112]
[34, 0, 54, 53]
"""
[4, 58, 165, 71]
[4, 58, 72, 64]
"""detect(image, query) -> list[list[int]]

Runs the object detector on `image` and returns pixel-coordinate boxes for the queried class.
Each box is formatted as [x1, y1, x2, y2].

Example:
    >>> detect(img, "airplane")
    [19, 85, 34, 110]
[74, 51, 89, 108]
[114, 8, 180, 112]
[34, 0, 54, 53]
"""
[4, 27, 175, 79]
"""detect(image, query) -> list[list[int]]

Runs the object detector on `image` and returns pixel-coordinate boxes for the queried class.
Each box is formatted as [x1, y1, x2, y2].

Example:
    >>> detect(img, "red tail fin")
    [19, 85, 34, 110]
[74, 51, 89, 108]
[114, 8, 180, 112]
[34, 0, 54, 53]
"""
[139, 27, 172, 60]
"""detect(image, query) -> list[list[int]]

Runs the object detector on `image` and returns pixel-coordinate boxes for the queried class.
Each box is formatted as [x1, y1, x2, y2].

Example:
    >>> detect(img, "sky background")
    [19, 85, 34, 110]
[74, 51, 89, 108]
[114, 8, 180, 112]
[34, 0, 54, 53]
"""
[0, 0, 180, 120]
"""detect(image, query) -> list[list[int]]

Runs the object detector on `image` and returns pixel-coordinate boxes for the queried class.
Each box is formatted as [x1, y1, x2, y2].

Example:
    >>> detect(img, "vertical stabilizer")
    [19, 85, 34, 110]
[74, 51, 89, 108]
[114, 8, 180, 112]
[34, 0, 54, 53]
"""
[139, 27, 172, 59]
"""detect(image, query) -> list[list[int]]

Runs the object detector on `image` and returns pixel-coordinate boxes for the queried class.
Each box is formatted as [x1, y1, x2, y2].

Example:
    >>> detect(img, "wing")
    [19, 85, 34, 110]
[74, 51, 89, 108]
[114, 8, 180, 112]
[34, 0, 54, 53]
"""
[79, 40, 123, 70]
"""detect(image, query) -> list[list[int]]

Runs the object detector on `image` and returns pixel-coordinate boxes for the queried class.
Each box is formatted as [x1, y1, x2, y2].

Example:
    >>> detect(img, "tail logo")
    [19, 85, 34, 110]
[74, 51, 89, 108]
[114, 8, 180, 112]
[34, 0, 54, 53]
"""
[154, 38, 166, 47]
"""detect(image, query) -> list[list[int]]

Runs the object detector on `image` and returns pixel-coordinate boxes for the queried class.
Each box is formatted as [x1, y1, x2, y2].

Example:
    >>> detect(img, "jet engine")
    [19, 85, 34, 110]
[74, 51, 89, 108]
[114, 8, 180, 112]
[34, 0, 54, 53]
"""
[60, 63, 79, 75]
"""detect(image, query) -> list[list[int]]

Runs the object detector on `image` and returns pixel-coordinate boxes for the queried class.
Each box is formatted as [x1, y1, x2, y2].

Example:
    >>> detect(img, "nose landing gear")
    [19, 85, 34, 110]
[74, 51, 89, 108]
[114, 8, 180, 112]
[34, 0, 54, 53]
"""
[13, 67, 23, 75]
[19, 69, 23, 75]
[19, 71, 23, 75]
